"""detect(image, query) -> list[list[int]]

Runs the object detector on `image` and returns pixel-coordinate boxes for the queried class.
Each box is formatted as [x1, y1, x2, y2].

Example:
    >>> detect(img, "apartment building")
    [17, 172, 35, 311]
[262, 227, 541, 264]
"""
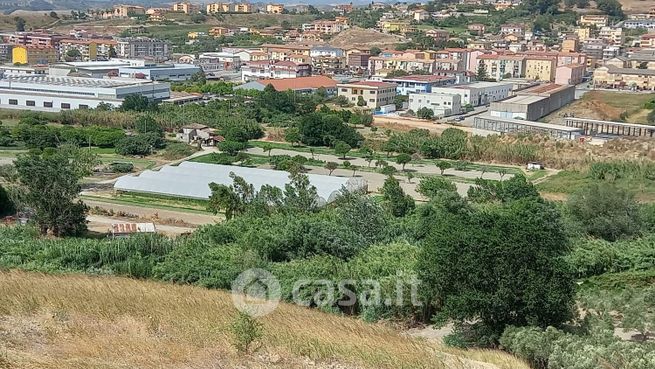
[561, 36, 579, 52]
[599, 27, 624, 45]
[478, 54, 526, 80]
[369, 56, 435, 76]
[378, 21, 416, 35]
[207, 3, 231, 13]
[380, 75, 456, 95]
[468, 23, 486, 35]
[555, 64, 585, 85]
[58, 39, 98, 61]
[12, 45, 57, 65]
[623, 19, 655, 30]
[500, 23, 525, 36]
[593, 66, 655, 90]
[266, 3, 284, 13]
[172, 2, 198, 14]
[241, 60, 311, 81]
[264, 44, 311, 60]
[233, 3, 253, 13]
[525, 56, 557, 81]
[579, 14, 609, 27]
[336, 81, 397, 108]
[113, 5, 145, 18]
[576, 27, 591, 41]
[196, 52, 241, 74]
[116, 37, 170, 61]
[302, 20, 348, 34]
[425, 29, 450, 43]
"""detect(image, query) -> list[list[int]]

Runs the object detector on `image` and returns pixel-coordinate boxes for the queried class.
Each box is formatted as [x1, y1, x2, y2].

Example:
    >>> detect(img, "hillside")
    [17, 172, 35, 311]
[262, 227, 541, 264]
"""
[329, 27, 404, 50]
[0, 270, 528, 369]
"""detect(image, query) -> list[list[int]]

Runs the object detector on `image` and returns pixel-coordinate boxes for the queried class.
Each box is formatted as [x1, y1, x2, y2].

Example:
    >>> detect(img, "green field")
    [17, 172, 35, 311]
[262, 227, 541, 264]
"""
[537, 170, 655, 202]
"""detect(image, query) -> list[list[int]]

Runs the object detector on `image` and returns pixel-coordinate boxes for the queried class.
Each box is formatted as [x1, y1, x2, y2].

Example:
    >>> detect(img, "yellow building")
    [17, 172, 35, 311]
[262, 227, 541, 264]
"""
[206, 2, 230, 13]
[266, 3, 284, 14]
[233, 3, 253, 13]
[172, 2, 197, 14]
[561, 37, 579, 52]
[113, 5, 145, 18]
[593, 66, 655, 90]
[579, 15, 608, 27]
[525, 56, 557, 81]
[12, 45, 57, 65]
[576, 28, 591, 41]
[378, 21, 416, 35]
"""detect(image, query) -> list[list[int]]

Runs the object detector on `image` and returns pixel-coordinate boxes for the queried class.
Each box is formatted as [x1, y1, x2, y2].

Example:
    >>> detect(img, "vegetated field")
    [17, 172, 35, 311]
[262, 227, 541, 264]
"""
[219, 13, 316, 28]
[544, 91, 655, 124]
[0, 270, 528, 369]
[0, 13, 57, 32]
[329, 26, 405, 49]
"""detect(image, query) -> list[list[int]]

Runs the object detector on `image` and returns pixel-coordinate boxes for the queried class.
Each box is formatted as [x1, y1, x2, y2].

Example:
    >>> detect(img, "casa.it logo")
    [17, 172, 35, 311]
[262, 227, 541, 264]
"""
[231, 268, 281, 317]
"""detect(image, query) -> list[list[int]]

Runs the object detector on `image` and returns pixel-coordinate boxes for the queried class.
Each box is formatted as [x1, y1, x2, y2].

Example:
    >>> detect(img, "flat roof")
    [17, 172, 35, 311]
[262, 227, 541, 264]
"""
[476, 115, 583, 132]
[0, 75, 157, 88]
[565, 117, 655, 130]
[383, 75, 454, 82]
[499, 95, 548, 104]
[338, 81, 397, 88]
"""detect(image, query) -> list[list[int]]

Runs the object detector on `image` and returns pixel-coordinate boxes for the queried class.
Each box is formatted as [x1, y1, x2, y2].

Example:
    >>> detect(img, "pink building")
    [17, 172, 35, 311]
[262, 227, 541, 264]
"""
[555, 64, 585, 85]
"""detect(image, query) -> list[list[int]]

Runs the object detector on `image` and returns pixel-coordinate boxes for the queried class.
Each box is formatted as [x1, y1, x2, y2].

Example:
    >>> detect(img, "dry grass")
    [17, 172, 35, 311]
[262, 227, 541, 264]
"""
[0, 271, 529, 369]
[545, 91, 655, 123]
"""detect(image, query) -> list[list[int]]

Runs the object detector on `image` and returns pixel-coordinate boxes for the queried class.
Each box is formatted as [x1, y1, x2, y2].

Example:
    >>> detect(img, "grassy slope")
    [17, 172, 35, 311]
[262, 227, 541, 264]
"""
[0, 271, 528, 369]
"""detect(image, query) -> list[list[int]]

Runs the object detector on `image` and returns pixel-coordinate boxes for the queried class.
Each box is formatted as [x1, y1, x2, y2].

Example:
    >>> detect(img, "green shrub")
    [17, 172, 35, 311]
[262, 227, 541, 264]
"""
[230, 312, 263, 353]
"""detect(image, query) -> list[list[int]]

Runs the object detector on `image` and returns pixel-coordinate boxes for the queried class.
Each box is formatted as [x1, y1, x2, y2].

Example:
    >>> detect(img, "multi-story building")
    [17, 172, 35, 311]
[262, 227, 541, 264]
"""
[599, 26, 624, 45]
[561, 36, 579, 52]
[408, 92, 461, 117]
[310, 46, 344, 58]
[369, 56, 435, 76]
[413, 9, 430, 22]
[196, 52, 241, 74]
[116, 37, 170, 61]
[500, 23, 525, 36]
[0, 75, 169, 112]
[640, 33, 655, 47]
[623, 19, 655, 30]
[336, 81, 397, 108]
[379, 75, 456, 95]
[302, 20, 348, 34]
[206, 3, 231, 14]
[428, 82, 513, 107]
[240, 60, 311, 81]
[378, 21, 416, 35]
[58, 39, 98, 61]
[233, 3, 253, 13]
[264, 44, 311, 60]
[594, 66, 655, 90]
[468, 23, 486, 35]
[425, 29, 450, 44]
[525, 55, 557, 81]
[347, 53, 370, 71]
[113, 5, 146, 18]
[0, 43, 13, 62]
[579, 14, 609, 27]
[478, 54, 526, 81]
[12, 45, 57, 65]
[266, 3, 284, 14]
[576, 27, 591, 41]
[555, 64, 585, 85]
[172, 2, 198, 14]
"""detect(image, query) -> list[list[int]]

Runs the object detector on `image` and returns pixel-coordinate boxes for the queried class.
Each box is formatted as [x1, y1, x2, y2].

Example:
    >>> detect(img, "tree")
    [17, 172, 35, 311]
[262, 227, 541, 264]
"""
[476, 63, 489, 81]
[49, 11, 58, 18]
[439, 128, 468, 160]
[11, 147, 96, 236]
[120, 94, 156, 112]
[0, 184, 15, 217]
[357, 95, 366, 107]
[596, 0, 624, 19]
[14, 17, 26, 32]
[417, 107, 435, 120]
[190, 71, 206, 84]
[281, 20, 292, 30]
[334, 140, 351, 159]
[134, 114, 163, 136]
[406, 172, 414, 184]
[325, 161, 338, 176]
[343, 161, 356, 176]
[417, 177, 457, 198]
[370, 46, 382, 56]
[285, 127, 301, 147]
[218, 140, 247, 156]
[418, 197, 575, 345]
[381, 175, 414, 217]
[396, 153, 411, 170]
[65, 48, 82, 60]
[436, 160, 451, 176]
[567, 183, 642, 241]
[230, 312, 263, 353]
[108, 45, 117, 58]
[262, 143, 273, 157]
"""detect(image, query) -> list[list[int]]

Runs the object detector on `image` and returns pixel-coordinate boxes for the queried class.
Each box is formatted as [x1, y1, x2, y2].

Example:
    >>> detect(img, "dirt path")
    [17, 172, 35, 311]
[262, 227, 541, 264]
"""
[83, 199, 220, 226]
[87, 215, 195, 237]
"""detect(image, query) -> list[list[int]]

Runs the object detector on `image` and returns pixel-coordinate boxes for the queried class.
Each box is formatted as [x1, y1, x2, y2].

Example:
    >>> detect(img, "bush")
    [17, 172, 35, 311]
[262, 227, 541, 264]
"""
[115, 135, 154, 156]
[109, 162, 134, 173]
[566, 235, 655, 278]
[230, 312, 263, 353]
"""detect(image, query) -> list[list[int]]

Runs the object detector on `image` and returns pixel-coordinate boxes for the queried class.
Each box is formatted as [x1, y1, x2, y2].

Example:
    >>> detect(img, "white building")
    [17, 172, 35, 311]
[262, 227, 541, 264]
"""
[118, 63, 201, 81]
[0, 74, 170, 112]
[427, 81, 513, 107]
[408, 92, 461, 117]
[197, 52, 241, 74]
[309, 46, 345, 58]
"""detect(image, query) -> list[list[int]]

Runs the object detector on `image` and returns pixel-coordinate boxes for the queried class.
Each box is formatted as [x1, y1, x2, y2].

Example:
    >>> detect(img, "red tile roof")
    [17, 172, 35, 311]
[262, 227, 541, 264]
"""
[259, 76, 337, 90]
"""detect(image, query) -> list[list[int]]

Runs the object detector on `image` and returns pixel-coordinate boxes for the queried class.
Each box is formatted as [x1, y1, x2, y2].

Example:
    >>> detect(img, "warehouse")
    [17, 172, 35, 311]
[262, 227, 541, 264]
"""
[489, 83, 574, 121]
[474, 115, 583, 140]
[114, 162, 368, 205]
[408, 91, 462, 117]
[0, 74, 170, 112]
[428, 81, 513, 107]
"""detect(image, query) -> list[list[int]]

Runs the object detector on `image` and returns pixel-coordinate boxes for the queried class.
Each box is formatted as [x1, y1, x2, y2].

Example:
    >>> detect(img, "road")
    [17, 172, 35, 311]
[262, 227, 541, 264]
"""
[87, 215, 195, 237]
[83, 199, 221, 226]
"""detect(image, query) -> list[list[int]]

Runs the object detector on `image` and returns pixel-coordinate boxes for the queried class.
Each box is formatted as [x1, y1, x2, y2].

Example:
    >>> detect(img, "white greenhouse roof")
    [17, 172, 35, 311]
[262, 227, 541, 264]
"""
[114, 162, 367, 204]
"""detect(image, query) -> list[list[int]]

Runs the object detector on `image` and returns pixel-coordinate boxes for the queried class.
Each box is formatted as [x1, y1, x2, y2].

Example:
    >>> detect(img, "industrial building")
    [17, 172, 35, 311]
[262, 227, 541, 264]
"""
[118, 63, 201, 81]
[0, 74, 170, 112]
[474, 115, 583, 140]
[114, 162, 368, 205]
[408, 91, 462, 117]
[428, 81, 513, 107]
[489, 83, 574, 120]
[234, 75, 337, 95]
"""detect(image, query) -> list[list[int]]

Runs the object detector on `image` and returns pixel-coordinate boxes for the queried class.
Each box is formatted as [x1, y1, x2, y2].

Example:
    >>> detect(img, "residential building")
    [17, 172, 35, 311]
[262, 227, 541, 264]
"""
[428, 81, 513, 107]
[118, 64, 202, 81]
[408, 92, 461, 117]
[579, 14, 609, 27]
[593, 66, 655, 90]
[264, 44, 311, 60]
[196, 52, 241, 74]
[266, 3, 284, 14]
[478, 54, 526, 80]
[555, 64, 585, 85]
[468, 23, 486, 35]
[623, 19, 655, 30]
[413, 10, 430, 22]
[378, 21, 416, 35]
[234, 75, 337, 95]
[310, 46, 345, 58]
[468, 40, 492, 50]
[525, 56, 557, 81]
[561, 36, 579, 52]
[576, 27, 591, 41]
[113, 5, 145, 18]
[12, 45, 56, 65]
[0, 43, 13, 62]
[240, 60, 311, 81]
[369, 56, 435, 76]
[336, 81, 397, 108]
[500, 23, 525, 36]
[379, 75, 456, 95]
[599, 26, 624, 45]
[640, 34, 655, 47]
[347, 53, 370, 71]
[425, 29, 450, 43]
[0, 75, 169, 112]
[334, 4, 353, 14]
[59, 39, 98, 61]
[302, 20, 348, 34]
[207, 3, 231, 14]
[233, 3, 253, 13]
[172, 2, 197, 14]
[116, 37, 170, 61]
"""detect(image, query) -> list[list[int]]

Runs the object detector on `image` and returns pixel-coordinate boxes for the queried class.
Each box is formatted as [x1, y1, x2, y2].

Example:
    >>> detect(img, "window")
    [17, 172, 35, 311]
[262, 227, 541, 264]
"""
[61, 103, 71, 109]
[8, 99, 17, 105]
[26, 100, 35, 106]
[369, 99, 375, 102]
[43, 101, 53, 108]
[79, 104, 89, 109]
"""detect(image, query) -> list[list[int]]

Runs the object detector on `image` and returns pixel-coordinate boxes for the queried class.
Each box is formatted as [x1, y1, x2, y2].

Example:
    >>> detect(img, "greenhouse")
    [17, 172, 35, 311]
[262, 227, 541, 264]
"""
[113, 162, 368, 205]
